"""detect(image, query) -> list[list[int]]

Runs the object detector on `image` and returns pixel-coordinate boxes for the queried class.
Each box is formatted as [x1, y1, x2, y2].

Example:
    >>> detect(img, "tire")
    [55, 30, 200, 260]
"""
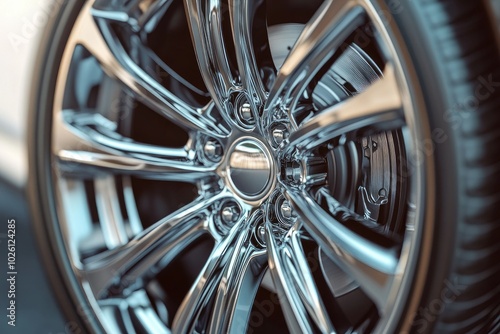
[28, 0, 499, 333]
[391, 1, 500, 333]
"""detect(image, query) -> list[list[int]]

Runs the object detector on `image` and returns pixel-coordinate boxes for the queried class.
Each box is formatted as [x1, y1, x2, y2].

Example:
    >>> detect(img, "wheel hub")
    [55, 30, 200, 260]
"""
[226, 138, 275, 201]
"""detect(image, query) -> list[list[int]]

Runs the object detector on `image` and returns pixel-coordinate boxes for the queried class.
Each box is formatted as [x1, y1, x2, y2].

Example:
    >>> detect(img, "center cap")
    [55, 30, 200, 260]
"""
[227, 139, 273, 200]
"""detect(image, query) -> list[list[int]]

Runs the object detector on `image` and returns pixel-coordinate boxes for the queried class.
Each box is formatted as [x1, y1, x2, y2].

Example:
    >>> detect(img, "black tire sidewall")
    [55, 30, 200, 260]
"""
[384, 1, 498, 333]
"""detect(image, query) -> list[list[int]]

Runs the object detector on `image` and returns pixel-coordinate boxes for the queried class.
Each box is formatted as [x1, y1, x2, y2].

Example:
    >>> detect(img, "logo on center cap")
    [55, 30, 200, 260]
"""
[227, 139, 273, 200]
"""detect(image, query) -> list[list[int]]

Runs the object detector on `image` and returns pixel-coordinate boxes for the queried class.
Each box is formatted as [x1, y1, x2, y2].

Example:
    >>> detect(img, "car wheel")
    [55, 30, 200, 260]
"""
[30, 0, 500, 333]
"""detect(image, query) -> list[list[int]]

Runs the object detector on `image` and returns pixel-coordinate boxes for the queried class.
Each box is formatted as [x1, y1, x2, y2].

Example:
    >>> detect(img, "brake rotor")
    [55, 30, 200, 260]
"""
[268, 23, 406, 299]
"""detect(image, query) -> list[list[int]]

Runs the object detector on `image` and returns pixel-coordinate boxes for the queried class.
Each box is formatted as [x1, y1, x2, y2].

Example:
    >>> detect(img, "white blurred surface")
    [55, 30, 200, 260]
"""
[0, 0, 50, 186]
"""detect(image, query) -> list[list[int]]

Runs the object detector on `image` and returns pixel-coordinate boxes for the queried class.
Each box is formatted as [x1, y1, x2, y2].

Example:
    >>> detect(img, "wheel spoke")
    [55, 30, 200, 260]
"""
[265, 0, 365, 128]
[53, 110, 216, 183]
[73, 5, 226, 136]
[48, 0, 425, 331]
[94, 176, 129, 249]
[266, 223, 335, 334]
[285, 188, 399, 311]
[207, 237, 267, 333]
[228, 0, 268, 106]
[92, 0, 171, 32]
[287, 64, 404, 152]
[183, 0, 236, 110]
[83, 192, 229, 298]
[183, 0, 266, 123]
[172, 213, 264, 333]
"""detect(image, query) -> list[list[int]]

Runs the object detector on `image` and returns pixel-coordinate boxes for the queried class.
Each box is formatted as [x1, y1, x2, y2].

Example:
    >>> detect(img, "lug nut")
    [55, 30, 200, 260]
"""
[272, 127, 288, 145]
[280, 201, 293, 220]
[258, 226, 266, 244]
[204, 140, 222, 161]
[221, 205, 239, 224]
[255, 224, 267, 246]
[239, 102, 253, 121]
[284, 161, 302, 183]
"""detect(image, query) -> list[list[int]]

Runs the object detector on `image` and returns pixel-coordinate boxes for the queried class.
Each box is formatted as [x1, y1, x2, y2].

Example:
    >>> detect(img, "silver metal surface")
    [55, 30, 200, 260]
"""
[221, 204, 240, 225]
[286, 64, 404, 154]
[204, 140, 222, 161]
[271, 126, 289, 147]
[227, 138, 272, 199]
[280, 200, 293, 220]
[49, 0, 429, 332]
[239, 102, 253, 121]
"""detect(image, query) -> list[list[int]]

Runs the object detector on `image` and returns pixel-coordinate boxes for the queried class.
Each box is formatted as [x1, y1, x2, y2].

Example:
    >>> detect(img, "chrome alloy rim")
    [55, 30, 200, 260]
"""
[50, 0, 429, 333]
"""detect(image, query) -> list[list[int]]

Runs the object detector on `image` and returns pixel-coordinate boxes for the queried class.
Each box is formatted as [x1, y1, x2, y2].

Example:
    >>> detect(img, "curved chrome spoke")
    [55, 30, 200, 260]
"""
[172, 213, 265, 334]
[83, 192, 229, 298]
[58, 150, 213, 182]
[285, 187, 399, 311]
[266, 223, 335, 334]
[183, 0, 266, 124]
[265, 0, 365, 128]
[92, 0, 172, 32]
[207, 237, 267, 333]
[228, 0, 268, 107]
[286, 64, 404, 153]
[94, 176, 129, 249]
[53, 110, 216, 182]
[183, 0, 236, 111]
[73, 5, 227, 136]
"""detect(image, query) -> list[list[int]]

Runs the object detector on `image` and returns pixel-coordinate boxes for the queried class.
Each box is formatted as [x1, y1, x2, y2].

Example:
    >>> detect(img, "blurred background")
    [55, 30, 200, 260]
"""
[0, 2, 68, 332]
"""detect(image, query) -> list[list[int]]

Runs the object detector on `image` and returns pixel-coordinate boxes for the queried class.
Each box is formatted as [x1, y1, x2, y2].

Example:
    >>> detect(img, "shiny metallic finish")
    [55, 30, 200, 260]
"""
[284, 160, 301, 183]
[49, 0, 429, 333]
[280, 200, 293, 220]
[239, 102, 253, 122]
[272, 127, 288, 146]
[226, 138, 273, 201]
[204, 140, 222, 161]
[221, 204, 240, 224]
[257, 225, 266, 245]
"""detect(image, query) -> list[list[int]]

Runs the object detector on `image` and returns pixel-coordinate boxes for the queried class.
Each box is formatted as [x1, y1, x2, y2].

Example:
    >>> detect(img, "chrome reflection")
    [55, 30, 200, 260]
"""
[227, 139, 272, 198]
